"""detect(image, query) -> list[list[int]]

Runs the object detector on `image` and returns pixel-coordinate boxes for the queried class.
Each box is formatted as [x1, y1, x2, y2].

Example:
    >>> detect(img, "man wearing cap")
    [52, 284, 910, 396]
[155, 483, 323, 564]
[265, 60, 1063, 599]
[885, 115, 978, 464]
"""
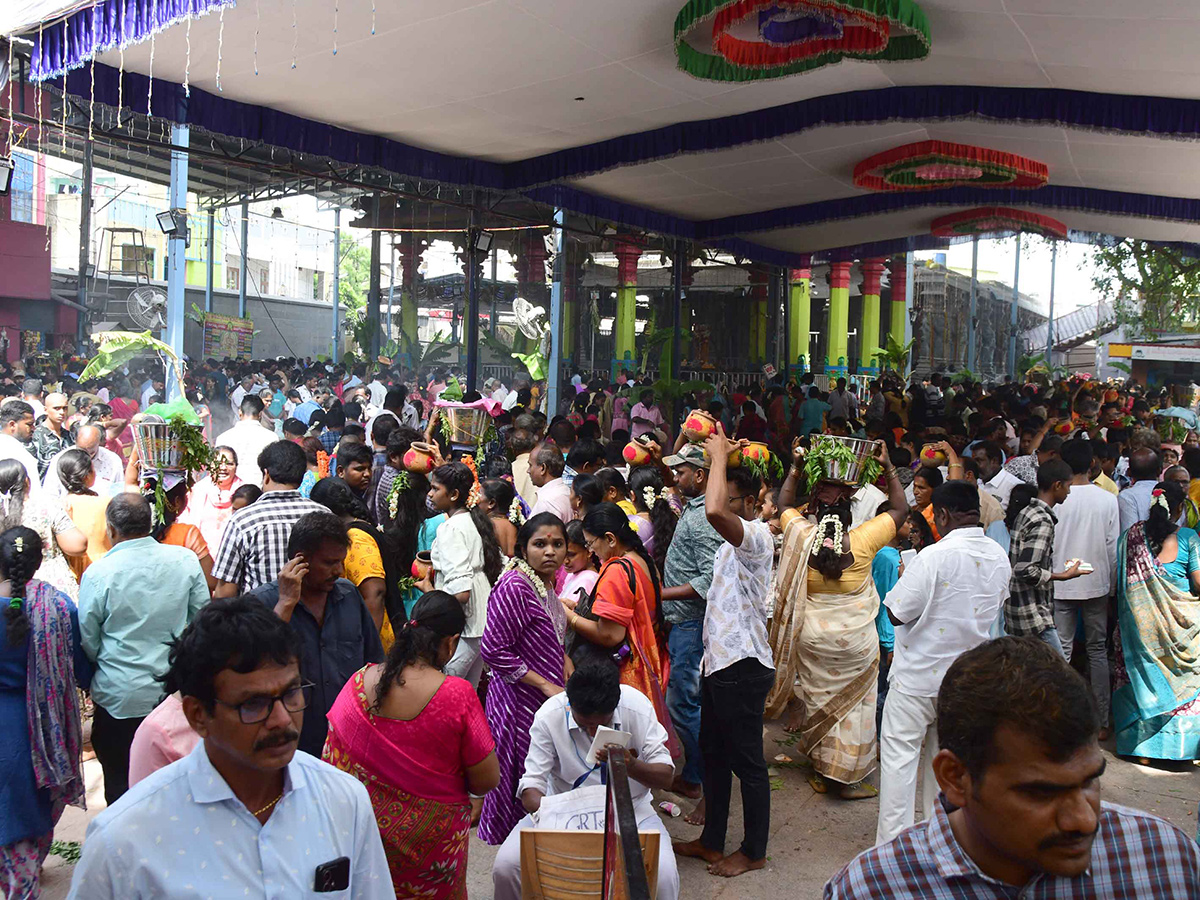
[661, 442, 725, 819]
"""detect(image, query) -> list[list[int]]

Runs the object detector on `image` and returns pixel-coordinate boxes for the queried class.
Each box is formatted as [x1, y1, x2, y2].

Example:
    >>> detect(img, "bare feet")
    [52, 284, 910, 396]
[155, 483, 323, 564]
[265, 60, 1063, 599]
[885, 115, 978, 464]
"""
[684, 797, 706, 826]
[670, 775, 702, 800]
[673, 839, 722, 865]
[806, 771, 828, 794]
[709, 850, 766, 878]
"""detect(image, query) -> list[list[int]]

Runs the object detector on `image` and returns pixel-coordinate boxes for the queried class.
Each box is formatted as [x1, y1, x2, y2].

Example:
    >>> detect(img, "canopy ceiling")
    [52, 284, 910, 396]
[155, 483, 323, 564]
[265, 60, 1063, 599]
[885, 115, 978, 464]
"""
[9, 0, 1200, 264]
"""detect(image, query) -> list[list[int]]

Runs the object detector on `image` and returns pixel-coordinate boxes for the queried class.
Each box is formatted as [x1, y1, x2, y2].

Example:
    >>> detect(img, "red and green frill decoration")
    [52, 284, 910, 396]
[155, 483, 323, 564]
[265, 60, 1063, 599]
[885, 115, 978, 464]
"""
[853, 141, 1049, 191]
[674, 0, 931, 82]
[930, 208, 1068, 240]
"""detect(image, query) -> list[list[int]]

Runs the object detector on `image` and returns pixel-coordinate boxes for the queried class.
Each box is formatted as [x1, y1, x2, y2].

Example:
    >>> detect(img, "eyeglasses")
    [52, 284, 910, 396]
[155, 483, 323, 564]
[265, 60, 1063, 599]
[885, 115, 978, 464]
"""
[215, 682, 314, 724]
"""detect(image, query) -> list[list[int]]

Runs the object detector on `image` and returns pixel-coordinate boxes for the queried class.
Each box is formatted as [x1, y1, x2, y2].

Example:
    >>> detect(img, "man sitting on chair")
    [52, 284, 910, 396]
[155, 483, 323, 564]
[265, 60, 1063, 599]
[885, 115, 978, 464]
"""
[491, 653, 680, 900]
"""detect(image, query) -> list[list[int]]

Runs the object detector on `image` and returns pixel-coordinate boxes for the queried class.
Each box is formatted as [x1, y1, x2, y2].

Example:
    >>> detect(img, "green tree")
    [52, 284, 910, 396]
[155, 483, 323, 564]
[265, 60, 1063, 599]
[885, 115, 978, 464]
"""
[339, 236, 371, 308]
[1089, 239, 1200, 336]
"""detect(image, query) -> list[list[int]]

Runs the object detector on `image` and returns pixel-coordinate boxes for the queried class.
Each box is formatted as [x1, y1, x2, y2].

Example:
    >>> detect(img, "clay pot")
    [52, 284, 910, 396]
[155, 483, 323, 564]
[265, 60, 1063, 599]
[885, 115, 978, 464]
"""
[411, 551, 433, 581]
[726, 448, 743, 468]
[403, 442, 437, 474]
[623, 442, 652, 467]
[919, 444, 948, 467]
[740, 442, 771, 464]
[1104, 389, 1120, 404]
[682, 410, 718, 444]
[1053, 421, 1075, 437]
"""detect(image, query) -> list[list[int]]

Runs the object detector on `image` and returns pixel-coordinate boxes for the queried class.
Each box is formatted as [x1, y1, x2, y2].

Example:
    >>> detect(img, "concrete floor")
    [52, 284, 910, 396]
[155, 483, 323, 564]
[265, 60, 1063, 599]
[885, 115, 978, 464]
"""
[43, 721, 1199, 899]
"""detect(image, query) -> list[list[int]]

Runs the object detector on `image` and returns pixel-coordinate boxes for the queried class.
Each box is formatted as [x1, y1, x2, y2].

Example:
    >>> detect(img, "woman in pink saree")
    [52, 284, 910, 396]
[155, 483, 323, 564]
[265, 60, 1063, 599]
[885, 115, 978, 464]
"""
[324, 591, 499, 899]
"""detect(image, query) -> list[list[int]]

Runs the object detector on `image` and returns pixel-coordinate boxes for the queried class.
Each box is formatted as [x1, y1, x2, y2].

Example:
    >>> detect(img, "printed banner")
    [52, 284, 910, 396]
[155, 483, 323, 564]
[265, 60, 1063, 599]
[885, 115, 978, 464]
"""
[203, 313, 254, 360]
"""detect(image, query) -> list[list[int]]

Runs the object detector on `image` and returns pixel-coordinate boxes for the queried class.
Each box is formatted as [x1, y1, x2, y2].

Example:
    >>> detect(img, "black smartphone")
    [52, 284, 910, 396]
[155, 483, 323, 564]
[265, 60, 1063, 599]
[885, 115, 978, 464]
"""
[314, 857, 350, 892]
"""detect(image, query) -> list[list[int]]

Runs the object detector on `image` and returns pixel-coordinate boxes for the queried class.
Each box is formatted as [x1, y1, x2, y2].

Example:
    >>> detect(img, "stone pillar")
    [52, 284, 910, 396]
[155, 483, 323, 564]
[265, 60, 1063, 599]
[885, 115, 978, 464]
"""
[560, 244, 586, 363]
[748, 267, 770, 363]
[827, 260, 851, 374]
[859, 257, 886, 374]
[614, 239, 641, 378]
[396, 233, 425, 363]
[889, 254, 908, 349]
[789, 256, 812, 374]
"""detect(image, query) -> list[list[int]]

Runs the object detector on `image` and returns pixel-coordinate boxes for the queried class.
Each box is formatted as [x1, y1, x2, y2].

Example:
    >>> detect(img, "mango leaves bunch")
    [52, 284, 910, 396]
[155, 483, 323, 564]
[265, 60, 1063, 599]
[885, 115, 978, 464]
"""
[803, 436, 882, 489]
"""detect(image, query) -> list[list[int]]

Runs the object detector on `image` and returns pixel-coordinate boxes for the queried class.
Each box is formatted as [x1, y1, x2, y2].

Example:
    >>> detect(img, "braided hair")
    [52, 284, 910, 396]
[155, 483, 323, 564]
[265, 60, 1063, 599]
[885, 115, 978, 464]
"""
[628, 466, 677, 576]
[810, 498, 853, 580]
[431, 462, 504, 584]
[372, 590, 465, 711]
[0, 459, 29, 533]
[1147, 480, 1185, 556]
[2, 526, 43, 647]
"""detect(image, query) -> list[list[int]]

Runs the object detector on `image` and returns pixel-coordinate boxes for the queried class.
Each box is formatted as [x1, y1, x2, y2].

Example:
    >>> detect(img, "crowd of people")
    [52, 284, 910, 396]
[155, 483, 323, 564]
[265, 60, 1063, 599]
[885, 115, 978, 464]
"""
[1, 352, 1199, 899]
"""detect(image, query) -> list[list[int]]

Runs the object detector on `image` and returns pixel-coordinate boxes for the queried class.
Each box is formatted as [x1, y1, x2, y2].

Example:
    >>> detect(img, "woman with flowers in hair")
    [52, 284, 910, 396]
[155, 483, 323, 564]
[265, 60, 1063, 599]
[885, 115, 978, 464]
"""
[480, 478, 521, 558]
[478, 512, 570, 844]
[422, 461, 505, 687]
[628, 465, 678, 574]
[1113, 479, 1200, 762]
[771, 440, 907, 800]
[0, 526, 91, 898]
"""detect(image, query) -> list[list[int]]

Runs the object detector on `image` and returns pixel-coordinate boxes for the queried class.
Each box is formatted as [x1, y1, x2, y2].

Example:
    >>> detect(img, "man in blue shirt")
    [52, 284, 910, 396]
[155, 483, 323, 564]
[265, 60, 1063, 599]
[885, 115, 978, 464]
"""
[78, 494, 209, 805]
[68, 597, 392, 900]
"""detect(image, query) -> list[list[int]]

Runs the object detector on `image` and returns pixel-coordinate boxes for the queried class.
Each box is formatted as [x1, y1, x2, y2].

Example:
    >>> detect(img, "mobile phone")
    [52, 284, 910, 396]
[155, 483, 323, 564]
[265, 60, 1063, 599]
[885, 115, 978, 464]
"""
[314, 857, 350, 892]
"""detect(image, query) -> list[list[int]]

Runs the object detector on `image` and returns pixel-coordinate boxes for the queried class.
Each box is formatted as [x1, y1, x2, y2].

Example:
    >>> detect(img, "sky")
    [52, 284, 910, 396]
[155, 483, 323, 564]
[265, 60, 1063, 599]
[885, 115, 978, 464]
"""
[917, 237, 1102, 319]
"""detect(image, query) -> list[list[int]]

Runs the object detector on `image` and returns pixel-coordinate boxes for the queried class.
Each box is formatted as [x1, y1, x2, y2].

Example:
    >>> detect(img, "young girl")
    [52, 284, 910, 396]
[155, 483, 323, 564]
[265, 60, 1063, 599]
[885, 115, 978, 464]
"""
[559, 520, 599, 610]
[425, 462, 505, 687]
[627, 466, 677, 575]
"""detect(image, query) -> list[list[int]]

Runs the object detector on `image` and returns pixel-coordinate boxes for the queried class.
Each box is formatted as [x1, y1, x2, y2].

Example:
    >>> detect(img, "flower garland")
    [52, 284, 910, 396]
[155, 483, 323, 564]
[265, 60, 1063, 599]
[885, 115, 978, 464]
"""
[508, 496, 526, 526]
[505, 556, 547, 600]
[385, 470, 411, 522]
[811, 514, 845, 558]
[316, 450, 330, 479]
[461, 454, 483, 509]
[642, 485, 659, 510]
[930, 207, 1068, 240]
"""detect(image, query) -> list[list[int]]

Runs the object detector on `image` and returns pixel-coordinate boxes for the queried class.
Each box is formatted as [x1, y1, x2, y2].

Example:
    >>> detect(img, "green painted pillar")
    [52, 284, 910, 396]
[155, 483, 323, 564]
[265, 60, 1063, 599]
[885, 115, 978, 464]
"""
[889, 253, 908, 349]
[614, 240, 640, 378]
[789, 260, 811, 372]
[749, 267, 769, 363]
[398, 234, 423, 363]
[860, 258, 885, 374]
[827, 260, 851, 374]
[561, 291, 574, 360]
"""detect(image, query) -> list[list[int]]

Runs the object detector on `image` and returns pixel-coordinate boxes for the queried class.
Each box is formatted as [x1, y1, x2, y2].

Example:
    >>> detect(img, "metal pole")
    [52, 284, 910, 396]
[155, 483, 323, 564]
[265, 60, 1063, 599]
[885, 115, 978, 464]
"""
[75, 140, 92, 346]
[1046, 241, 1057, 367]
[386, 242, 395, 346]
[332, 208, 340, 360]
[547, 208, 565, 416]
[781, 267, 791, 380]
[904, 252, 915, 377]
[368, 196, 382, 361]
[204, 208, 215, 312]
[967, 235, 978, 373]
[1008, 233, 1021, 380]
[464, 207, 480, 391]
[164, 122, 189, 400]
[490, 246, 498, 336]
[670, 241, 683, 426]
[238, 200, 248, 319]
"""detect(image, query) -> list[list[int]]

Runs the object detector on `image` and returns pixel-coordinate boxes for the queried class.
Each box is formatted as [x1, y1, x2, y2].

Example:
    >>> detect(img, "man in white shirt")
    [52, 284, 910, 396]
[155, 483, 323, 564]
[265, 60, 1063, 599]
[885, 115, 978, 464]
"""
[67, 596, 392, 900]
[492, 660, 679, 900]
[138, 375, 164, 411]
[1052, 439, 1119, 740]
[673, 426, 775, 878]
[976, 441, 1022, 511]
[828, 377, 855, 421]
[215, 394, 279, 487]
[42, 424, 124, 500]
[228, 374, 254, 418]
[850, 482, 886, 530]
[875, 481, 1011, 847]
[0, 401, 41, 497]
[21, 378, 46, 421]
[365, 372, 388, 409]
[528, 442, 573, 522]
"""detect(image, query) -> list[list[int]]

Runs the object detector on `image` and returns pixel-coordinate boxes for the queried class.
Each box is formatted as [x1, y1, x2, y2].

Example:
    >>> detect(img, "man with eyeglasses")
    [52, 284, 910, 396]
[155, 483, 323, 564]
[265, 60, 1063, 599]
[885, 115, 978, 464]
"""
[68, 596, 393, 900]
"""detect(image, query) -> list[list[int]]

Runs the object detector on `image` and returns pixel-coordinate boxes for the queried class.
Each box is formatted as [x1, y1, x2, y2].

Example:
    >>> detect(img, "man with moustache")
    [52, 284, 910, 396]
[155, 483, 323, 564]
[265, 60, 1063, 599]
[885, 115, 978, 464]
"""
[67, 597, 392, 899]
[826, 637, 1200, 899]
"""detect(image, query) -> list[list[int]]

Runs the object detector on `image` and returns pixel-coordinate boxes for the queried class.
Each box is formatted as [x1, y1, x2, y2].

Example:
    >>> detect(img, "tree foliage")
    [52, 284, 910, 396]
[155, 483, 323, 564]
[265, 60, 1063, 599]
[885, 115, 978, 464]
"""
[1089, 239, 1200, 336]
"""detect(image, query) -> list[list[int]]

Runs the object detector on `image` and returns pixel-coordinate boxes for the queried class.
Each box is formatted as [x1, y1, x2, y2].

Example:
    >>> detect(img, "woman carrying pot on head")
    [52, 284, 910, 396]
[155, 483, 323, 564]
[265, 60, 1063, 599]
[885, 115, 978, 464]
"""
[771, 440, 908, 800]
[419, 462, 504, 687]
[478, 512, 570, 845]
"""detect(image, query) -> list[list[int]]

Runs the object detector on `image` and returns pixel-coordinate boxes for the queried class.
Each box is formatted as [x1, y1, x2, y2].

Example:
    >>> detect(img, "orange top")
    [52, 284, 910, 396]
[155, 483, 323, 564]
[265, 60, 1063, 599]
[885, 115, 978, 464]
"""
[591, 555, 670, 697]
[162, 522, 211, 562]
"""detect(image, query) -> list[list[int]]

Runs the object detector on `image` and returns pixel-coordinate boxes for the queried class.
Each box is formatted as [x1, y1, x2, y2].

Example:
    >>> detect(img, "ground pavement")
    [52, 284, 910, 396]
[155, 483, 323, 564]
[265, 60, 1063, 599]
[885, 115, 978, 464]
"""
[44, 720, 1199, 899]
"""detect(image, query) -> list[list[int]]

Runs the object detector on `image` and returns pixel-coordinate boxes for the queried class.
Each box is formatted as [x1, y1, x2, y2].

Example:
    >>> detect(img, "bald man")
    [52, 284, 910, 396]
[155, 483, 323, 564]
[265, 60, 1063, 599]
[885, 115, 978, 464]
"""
[42, 423, 125, 500]
[1118, 447, 1162, 535]
[31, 392, 72, 478]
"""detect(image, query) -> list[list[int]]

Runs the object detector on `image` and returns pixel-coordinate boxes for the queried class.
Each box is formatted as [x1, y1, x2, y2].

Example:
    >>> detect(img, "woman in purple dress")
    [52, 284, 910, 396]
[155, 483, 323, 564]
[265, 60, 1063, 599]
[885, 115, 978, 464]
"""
[478, 512, 569, 845]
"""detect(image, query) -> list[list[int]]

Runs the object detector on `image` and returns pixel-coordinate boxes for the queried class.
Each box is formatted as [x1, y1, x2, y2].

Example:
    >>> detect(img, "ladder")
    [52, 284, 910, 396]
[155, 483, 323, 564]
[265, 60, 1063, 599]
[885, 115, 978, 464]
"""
[84, 227, 153, 313]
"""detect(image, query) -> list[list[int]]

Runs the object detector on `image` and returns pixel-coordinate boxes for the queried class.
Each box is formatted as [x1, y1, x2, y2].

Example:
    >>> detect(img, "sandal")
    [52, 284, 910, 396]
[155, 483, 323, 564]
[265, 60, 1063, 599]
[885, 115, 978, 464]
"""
[839, 781, 878, 801]
[806, 772, 828, 794]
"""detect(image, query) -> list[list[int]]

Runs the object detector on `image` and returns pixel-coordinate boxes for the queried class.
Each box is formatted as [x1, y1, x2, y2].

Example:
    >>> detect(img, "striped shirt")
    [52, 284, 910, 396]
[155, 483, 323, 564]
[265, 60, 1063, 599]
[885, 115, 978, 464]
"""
[211, 489, 328, 592]
[825, 796, 1200, 899]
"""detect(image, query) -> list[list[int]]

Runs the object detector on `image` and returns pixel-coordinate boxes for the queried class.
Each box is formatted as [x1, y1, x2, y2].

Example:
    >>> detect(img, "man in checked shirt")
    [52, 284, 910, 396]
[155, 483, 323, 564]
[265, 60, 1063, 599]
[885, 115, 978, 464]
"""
[1004, 459, 1084, 656]
[826, 637, 1200, 899]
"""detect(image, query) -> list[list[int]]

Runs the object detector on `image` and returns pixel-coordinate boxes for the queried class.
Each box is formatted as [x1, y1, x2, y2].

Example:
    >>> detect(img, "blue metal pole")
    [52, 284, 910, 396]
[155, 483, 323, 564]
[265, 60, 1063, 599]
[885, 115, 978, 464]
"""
[332, 208, 341, 360]
[547, 208, 565, 416]
[204, 208, 215, 312]
[238, 200, 249, 319]
[165, 122, 188, 401]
